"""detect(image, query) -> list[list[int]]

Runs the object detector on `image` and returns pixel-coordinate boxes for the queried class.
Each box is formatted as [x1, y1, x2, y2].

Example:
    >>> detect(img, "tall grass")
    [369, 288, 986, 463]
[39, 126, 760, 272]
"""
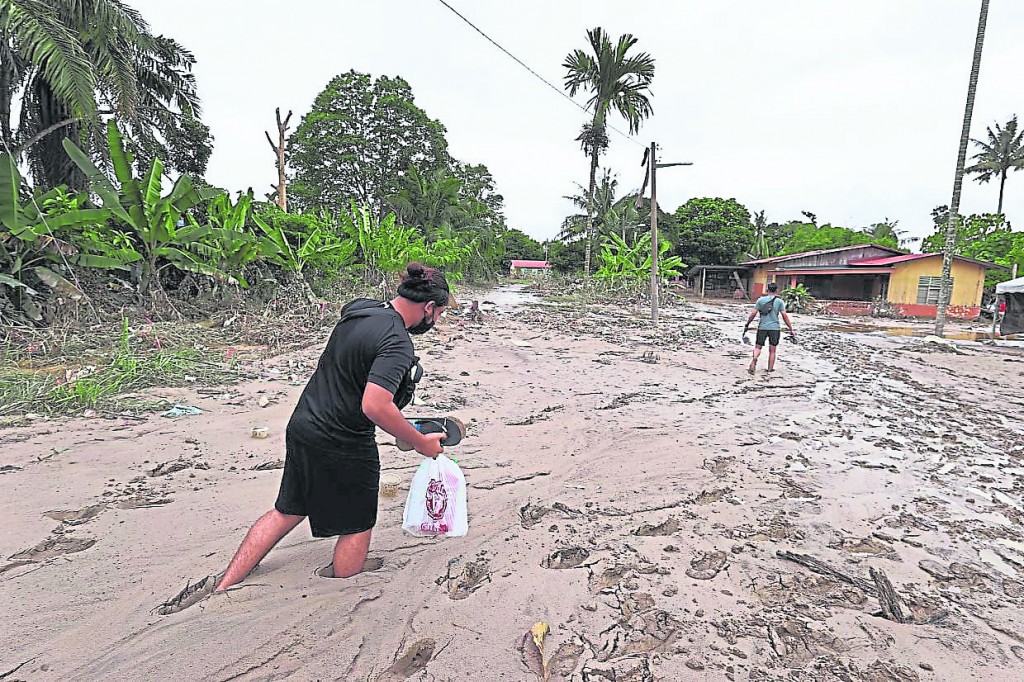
[0, 318, 235, 416]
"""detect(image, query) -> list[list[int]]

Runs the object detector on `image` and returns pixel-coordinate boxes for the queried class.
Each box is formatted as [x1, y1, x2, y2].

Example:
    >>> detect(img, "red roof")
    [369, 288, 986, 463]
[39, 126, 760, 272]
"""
[510, 260, 551, 269]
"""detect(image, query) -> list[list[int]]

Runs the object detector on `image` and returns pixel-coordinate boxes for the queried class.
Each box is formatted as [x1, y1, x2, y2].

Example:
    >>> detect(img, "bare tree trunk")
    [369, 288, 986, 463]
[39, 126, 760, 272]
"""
[936, 0, 989, 335]
[585, 145, 599, 276]
[265, 108, 293, 211]
[998, 168, 1006, 214]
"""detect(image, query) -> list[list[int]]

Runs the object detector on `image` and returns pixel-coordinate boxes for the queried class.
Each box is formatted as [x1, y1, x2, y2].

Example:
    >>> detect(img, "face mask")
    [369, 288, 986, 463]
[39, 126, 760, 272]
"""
[407, 307, 435, 335]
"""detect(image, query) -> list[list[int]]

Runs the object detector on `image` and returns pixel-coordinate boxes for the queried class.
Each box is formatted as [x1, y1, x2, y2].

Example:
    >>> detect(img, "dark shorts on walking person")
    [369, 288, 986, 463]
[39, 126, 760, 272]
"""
[755, 329, 781, 347]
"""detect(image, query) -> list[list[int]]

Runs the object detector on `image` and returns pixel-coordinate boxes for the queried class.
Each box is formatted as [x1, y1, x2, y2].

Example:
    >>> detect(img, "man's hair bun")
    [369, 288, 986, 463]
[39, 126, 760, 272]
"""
[398, 262, 450, 306]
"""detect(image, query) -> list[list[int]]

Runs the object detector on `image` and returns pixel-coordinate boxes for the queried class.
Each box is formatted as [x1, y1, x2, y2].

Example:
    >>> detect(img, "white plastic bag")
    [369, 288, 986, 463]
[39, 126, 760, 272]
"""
[402, 454, 468, 537]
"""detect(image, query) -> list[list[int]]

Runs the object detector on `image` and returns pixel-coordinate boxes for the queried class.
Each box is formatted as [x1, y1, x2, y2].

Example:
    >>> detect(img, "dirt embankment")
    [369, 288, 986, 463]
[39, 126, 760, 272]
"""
[2, 288, 1023, 681]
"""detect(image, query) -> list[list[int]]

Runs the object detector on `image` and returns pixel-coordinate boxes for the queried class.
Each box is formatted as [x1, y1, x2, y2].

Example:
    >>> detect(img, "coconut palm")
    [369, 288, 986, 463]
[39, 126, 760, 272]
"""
[560, 169, 618, 243]
[966, 115, 1024, 214]
[0, 0, 201, 189]
[936, 0, 989, 335]
[563, 27, 655, 274]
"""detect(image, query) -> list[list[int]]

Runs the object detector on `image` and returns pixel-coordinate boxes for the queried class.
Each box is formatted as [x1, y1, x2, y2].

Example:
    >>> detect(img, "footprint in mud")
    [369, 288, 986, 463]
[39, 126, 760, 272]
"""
[316, 556, 386, 578]
[693, 488, 732, 505]
[378, 639, 435, 681]
[436, 559, 491, 600]
[685, 550, 729, 580]
[634, 518, 680, 537]
[44, 504, 105, 526]
[542, 547, 590, 570]
[10, 535, 96, 562]
[155, 573, 222, 615]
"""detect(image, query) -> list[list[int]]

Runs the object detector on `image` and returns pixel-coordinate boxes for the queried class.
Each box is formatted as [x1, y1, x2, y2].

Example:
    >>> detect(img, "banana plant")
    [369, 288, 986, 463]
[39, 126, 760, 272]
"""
[63, 120, 223, 295]
[0, 154, 111, 322]
[594, 232, 685, 285]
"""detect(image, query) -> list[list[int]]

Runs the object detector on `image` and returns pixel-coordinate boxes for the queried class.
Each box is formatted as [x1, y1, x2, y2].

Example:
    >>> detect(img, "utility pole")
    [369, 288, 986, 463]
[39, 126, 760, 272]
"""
[650, 142, 659, 323]
[641, 143, 692, 324]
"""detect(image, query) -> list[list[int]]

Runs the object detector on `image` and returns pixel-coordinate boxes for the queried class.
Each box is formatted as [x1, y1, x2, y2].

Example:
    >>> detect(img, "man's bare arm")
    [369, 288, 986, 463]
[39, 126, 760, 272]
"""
[362, 383, 443, 457]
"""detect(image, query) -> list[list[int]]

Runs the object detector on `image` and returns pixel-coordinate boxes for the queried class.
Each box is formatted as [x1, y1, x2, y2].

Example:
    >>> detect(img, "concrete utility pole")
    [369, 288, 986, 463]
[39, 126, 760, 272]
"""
[643, 143, 692, 323]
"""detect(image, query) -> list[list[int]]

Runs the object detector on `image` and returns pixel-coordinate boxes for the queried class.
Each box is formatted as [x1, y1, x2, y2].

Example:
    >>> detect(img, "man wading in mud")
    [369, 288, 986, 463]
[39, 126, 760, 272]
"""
[216, 263, 450, 590]
[744, 282, 796, 374]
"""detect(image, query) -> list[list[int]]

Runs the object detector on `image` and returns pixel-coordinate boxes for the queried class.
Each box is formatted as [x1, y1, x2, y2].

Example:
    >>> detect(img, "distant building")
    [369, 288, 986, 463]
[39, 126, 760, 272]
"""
[509, 260, 552, 277]
[739, 244, 1005, 319]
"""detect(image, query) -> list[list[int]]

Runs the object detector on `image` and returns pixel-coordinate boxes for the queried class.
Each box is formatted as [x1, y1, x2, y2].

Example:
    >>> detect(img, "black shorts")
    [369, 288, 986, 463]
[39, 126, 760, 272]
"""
[755, 329, 781, 347]
[275, 432, 380, 537]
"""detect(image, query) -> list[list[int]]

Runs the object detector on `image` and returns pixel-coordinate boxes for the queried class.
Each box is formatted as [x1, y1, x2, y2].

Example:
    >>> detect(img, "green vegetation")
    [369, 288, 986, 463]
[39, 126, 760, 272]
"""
[0, 318, 234, 415]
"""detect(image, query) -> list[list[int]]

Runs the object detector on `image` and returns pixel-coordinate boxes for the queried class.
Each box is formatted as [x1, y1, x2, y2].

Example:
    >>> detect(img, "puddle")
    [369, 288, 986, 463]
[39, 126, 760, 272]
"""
[481, 285, 542, 309]
[824, 323, 1021, 342]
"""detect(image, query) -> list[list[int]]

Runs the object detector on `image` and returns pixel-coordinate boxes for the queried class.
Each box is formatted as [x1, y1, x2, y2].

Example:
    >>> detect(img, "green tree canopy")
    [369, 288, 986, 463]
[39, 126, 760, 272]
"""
[778, 222, 898, 255]
[921, 207, 1021, 284]
[289, 71, 448, 214]
[672, 197, 754, 265]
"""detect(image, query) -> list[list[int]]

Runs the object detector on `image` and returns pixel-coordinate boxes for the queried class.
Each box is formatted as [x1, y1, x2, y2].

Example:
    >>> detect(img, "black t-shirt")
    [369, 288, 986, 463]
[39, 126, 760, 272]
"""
[287, 299, 415, 446]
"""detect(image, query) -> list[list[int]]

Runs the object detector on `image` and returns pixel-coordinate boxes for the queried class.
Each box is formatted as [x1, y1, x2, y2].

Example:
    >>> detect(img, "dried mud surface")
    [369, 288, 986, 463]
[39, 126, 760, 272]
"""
[1, 286, 1023, 680]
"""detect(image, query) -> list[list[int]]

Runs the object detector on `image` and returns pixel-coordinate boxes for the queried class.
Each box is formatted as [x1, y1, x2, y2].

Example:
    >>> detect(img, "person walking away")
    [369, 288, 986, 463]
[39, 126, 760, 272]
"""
[216, 263, 451, 591]
[743, 282, 795, 374]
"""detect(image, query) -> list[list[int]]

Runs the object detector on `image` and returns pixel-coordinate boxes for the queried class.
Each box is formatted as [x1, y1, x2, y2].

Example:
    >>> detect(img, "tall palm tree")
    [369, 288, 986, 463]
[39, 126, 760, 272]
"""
[936, 0, 989, 336]
[0, 0, 201, 189]
[966, 115, 1024, 214]
[563, 27, 655, 274]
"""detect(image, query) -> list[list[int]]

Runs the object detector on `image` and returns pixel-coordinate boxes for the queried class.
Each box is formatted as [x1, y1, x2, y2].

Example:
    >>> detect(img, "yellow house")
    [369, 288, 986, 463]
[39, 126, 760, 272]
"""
[740, 245, 1003, 319]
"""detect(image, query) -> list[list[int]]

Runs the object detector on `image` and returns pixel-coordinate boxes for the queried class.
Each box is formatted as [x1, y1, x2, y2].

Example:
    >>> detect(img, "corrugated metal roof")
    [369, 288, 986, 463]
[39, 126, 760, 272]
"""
[740, 243, 904, 266]
[510, 260, 551, 268]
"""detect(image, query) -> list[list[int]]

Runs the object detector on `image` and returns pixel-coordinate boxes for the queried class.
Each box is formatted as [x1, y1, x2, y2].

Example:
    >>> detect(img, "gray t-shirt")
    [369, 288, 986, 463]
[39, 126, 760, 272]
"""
[754, 295, 786, 330]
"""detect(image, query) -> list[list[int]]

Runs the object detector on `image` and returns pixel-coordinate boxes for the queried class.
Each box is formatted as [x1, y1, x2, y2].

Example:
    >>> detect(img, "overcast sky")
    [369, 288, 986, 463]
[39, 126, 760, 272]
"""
[129, 0, 1024, 246]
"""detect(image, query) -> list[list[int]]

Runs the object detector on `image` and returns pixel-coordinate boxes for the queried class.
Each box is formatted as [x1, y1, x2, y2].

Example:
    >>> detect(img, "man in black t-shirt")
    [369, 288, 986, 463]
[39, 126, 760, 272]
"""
[216, 264, 451, 591]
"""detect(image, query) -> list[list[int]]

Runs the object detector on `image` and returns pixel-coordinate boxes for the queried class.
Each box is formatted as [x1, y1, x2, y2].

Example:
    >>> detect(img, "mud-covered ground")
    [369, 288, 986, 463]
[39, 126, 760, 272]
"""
[2, 287, 1023, 681]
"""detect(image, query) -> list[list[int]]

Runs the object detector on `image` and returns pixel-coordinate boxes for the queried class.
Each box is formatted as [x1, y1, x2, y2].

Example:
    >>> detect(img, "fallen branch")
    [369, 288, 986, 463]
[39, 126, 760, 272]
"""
[776, 550, 878, 596]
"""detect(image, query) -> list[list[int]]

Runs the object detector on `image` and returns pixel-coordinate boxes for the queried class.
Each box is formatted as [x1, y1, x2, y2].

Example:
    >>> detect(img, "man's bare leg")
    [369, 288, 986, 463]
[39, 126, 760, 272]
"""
[749, 345, 763, 373]
[216, 509, 304, 591]
[767, 345, 778, 371]
[324, 529, 373, 578]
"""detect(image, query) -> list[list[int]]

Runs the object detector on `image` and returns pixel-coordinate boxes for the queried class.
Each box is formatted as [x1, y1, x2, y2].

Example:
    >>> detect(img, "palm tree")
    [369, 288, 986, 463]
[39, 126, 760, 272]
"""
[389, 166, 466, 237]
[966, 115, 1024, 214]
[560, 168, 618, 243]
[750, 210, 770, 258]
[936, 0, 989, 336]
[0, 0, 201, 189]
[563, 27, 655, 274]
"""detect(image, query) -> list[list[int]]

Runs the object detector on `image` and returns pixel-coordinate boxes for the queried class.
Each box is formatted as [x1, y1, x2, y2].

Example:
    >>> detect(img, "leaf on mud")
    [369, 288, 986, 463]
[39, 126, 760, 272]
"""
[531, 621, 549, 649]
[519, 626, 548, 679]
[33, 266, 85, 301]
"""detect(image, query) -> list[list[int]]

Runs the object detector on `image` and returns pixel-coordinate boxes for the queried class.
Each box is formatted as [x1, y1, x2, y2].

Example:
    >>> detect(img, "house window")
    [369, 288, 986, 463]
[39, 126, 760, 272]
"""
[916, 276, 951, 305]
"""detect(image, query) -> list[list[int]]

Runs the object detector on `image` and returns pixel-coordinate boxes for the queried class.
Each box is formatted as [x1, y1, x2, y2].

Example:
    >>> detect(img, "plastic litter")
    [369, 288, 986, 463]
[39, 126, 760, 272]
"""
[402, 454, 468, 537]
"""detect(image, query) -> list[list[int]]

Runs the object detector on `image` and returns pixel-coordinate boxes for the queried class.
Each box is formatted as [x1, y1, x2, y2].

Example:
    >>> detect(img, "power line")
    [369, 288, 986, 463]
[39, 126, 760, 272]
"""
[433, 0, 646, 148]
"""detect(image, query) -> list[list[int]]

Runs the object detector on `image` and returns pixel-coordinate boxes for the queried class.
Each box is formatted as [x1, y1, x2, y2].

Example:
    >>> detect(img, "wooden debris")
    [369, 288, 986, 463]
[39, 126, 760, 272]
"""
[870, 566, 912, 624]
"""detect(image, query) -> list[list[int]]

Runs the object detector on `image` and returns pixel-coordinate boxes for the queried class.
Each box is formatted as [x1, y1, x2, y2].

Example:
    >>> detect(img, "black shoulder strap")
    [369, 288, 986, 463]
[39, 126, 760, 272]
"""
[759, 295, 777, 314]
